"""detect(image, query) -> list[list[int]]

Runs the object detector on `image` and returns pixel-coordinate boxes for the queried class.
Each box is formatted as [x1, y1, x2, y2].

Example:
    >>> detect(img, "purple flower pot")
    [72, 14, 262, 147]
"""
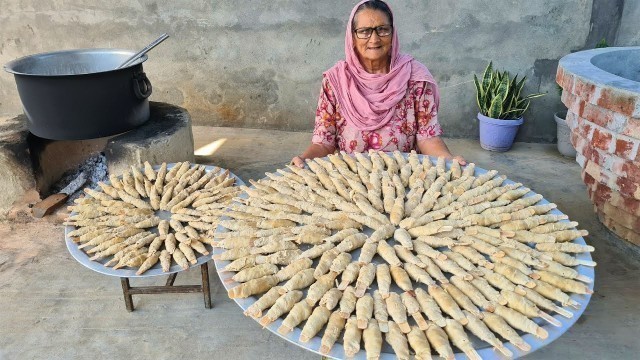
[477, 113, 523, 152]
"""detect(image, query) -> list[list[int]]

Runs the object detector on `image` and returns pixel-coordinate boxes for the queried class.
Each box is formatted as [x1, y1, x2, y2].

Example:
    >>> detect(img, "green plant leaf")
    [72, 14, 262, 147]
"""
[522, 92, 546, 100]
[474, 74, 484, 112]
[482, 62, 493, 92]
[488, 92, 504, 118]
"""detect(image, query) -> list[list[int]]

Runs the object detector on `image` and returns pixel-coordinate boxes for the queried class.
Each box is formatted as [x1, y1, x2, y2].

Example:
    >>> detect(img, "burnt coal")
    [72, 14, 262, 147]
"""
[50, 153, 108, 203]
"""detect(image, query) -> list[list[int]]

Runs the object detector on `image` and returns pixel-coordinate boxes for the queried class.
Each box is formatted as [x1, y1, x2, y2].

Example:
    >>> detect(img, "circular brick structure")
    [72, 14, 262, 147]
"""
[557, 47, 640, 245]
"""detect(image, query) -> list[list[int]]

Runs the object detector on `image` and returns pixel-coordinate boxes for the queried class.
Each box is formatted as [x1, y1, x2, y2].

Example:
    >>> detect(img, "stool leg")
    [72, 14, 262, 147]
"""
[120, 278, 134, 312]
[165, 273, 177, 286]
[201, 263, 212, 309]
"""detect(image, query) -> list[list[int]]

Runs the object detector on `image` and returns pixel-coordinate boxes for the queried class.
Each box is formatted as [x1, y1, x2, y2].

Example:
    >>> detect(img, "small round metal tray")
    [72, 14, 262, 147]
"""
[212, 155, 595, 359]
[65, 163, 245, 278]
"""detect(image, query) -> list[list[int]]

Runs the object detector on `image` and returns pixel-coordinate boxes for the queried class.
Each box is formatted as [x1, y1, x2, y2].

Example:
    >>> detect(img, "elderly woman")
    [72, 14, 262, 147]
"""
[292, 0, 465, 167]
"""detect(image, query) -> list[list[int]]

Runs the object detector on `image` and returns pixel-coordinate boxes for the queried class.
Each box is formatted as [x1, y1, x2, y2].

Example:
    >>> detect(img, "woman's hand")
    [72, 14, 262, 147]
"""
[290, 155, 306, 168]
[418, 137, 467, 166]
[452, 155, 467, 166]
[290, 144, 336, 168]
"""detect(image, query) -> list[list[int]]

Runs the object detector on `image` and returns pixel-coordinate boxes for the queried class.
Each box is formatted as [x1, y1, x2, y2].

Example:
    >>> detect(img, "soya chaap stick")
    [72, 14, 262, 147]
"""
[451, 245, 494, 269]
[443, 250, 484, 275]
[305, 272, 338, 306]
[493, 304, 549, 339]
[231, 263, 279, 283]
[227, 275, 279, 299]
[274, 257, 313, 282]
[343, 317, 363, 358]
[491, 254, 537, 279]
[338, 286, 358, 319]
[418, 255, 449, 284]
[390, 265, 414, 293]
[544, 251, 597, 267]
[444, 319, 481, 360]
[414, 288, 447, 328]
[244, 286, 283, 318]
[299, 306, 332, 343]
[363, 319, 383, 360]
[534, 270, 593, 294]
[425, 321, 455, 360]
[531, 278, 581, 308]
[428, 284, 468, 325]
[338, 262, 361, 290]
[516, 285, 574, 318]
[319, 288, 342, 311]
[462, 310, 513, 358]
[538, 259, 592, 283]
[356, 294, 374, 329]
[373, 290, 390, 333]
[449, 275, 495, 312]
[492, 262, 536, 288]
[441, 282, 483, 318]
[277, 300, 313, 335]
[401, 292, 429, 330]
[500, 289, 561, 327]
[320, 311, 347, 355]
[385, 321, 410, 360]
[470, 276, 507, 305]
[482, 311, 532, 352]
[404, 263, 435, 286]
[313, 249, 338, 279]
[407, 326, 432, 360]
[536, 242, 595, 253]
[259, 290, 303, 327]
[385, 292, 411, 333]
[355, 263, 376, 297]
[376, 240, 402, 267]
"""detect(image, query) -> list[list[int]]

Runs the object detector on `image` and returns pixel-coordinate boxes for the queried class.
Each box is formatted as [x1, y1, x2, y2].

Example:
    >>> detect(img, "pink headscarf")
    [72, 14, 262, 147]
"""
[325, 0, 439, 131]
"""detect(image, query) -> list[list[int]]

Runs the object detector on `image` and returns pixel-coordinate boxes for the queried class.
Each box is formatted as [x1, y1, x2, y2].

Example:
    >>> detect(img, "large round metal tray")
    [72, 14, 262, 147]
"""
[212, 155, 595, 359]
[65, 164, 245, 278]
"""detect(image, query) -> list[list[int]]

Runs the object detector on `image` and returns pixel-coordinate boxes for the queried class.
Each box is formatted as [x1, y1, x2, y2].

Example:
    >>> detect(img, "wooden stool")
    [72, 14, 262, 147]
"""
[119, 262, 212, 311]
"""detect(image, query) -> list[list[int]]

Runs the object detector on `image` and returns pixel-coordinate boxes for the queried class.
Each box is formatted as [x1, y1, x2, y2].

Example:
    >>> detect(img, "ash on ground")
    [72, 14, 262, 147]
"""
[50, 153, 109, 203]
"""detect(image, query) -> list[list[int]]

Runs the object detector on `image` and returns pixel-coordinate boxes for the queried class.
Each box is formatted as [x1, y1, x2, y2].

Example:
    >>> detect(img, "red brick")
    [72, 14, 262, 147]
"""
[621, 160, 640, 183]
[573, 77, 597, 103]
[578, 120, 594, 140]
[556, 67, 564, 86]
[562, 92, 586, 117]
[592, 183, 613, 208]
[597, 88, 637, 117]
[624, 117, 640, 139]
[599, 213, 640, 245]
[603, 202, 640, 231]
[591, 127, 613, 151]
[582, 143, 601, 166]
[617, 176, 640, 200]
[561, 72, 575, 94]
[573, 132, 588, 154]
[582, 167, 597, 188]
[614, 137, 639, 160]
[609, 191, 640, 216]
[581, 102, 613, 128]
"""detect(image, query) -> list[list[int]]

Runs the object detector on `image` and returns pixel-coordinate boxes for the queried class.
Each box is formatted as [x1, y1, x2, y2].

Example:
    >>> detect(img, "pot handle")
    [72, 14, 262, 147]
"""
[132, 71, 153, 99]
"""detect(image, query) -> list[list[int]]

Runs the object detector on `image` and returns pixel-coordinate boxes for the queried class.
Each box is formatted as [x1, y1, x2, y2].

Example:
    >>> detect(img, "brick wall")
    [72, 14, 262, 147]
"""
[557, 66, 640, 245]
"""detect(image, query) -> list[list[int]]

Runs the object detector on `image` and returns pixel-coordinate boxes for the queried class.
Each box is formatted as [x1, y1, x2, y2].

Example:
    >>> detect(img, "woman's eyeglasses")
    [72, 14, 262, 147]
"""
[353, 25, 393, 39]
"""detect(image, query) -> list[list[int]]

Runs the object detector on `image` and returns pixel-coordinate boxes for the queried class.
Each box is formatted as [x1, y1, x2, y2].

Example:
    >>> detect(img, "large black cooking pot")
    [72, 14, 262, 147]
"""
[4, 49, 152, 140]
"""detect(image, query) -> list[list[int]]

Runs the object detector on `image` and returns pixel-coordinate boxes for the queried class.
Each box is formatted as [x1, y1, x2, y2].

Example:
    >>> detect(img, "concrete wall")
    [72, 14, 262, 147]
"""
[0, 0, 632, 143]
[617, 0, 640, 46]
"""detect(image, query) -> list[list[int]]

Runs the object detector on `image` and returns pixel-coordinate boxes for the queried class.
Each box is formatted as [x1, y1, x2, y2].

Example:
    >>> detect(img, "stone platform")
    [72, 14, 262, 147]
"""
[0, 102, 194, 218]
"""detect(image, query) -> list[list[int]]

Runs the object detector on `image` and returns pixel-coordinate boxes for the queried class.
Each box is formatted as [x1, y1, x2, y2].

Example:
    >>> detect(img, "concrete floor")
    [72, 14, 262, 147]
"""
[0, 126, 638, 360]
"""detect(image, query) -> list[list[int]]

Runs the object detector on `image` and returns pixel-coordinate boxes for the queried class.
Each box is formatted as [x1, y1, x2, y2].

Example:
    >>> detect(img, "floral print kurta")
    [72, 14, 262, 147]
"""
[312, 75, 443, 153]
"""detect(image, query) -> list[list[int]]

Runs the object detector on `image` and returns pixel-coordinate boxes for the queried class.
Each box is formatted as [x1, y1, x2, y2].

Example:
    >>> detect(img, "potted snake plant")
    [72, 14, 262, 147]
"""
[474, 62, 545, 151]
